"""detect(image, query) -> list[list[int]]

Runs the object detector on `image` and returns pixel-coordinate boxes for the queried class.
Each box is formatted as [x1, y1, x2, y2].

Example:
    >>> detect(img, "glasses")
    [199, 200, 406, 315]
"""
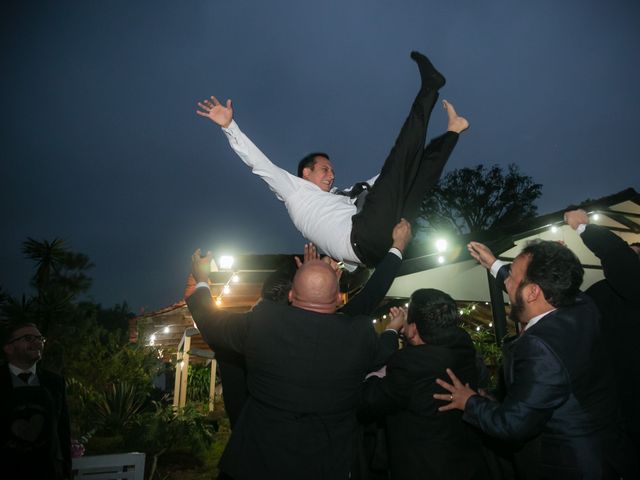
[7, 334, 46, 344]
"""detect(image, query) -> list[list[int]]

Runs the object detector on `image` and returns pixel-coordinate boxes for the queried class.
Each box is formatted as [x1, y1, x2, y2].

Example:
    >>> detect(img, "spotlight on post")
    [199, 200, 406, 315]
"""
[435, 238, 448, 253]
[219, 255, 234, 270]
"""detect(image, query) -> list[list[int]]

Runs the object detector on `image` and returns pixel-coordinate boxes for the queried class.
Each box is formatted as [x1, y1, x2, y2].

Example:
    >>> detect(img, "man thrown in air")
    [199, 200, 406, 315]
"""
[197, 51, 468, 269]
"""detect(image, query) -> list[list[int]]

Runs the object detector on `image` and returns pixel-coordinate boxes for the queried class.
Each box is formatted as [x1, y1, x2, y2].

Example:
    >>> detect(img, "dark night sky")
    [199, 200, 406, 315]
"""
[2, 0, 639, 313]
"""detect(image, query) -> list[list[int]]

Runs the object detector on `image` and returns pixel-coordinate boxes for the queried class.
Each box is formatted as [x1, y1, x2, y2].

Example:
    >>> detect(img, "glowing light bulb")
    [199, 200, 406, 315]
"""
[551, 226, 558, 233]
[592, 213, 600, 221]
[163, 326, 170, 334]
[215, 298, 222, 306]
[223, 285, 231, 294]
[437, 255, 445, 264]
[435, 238, 448, 252]
[219, 255, 234, 269]
[231, 274, 240, 283]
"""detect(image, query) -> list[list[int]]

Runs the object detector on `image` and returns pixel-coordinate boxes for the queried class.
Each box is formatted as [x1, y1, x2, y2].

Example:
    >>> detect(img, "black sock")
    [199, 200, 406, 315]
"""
[411, 51, 446, 90]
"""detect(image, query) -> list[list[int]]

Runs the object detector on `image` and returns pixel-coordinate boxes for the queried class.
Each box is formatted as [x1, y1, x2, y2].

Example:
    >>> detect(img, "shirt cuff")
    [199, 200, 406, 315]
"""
[576, 224, 587, 235]
[195, 282, 211, 291]
[490, 260, 509, 278]
[388, 247, 403, 259]
[221, 119, 238, 133]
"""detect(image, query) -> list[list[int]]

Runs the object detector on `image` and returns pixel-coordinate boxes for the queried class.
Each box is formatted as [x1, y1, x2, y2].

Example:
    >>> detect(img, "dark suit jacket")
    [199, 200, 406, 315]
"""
[187, 288, 399, 480]
[463, 292, 635, 479]
[0, 363, 71, 480]
[360, 327, 483, 480]
[216, 251, 403, 429]
[581, 224, 640, 437]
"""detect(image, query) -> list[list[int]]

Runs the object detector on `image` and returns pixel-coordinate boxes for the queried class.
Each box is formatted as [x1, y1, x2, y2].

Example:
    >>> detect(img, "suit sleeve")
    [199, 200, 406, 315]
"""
[463, 334, 569, 441]
[340, 252, 402, 316]
[581, 224, 640, 302]
[367, 330, 399, 371]
[496, 264, 510, 293]
[186, 287, 249, 354]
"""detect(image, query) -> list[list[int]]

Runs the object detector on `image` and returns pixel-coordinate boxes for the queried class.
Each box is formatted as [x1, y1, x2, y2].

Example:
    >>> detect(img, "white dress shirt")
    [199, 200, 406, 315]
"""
[222, 120, 379, 268]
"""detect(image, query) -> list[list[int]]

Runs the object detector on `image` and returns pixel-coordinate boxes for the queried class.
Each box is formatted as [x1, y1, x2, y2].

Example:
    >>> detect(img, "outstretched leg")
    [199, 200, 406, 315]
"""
[401, 100, 469, 221]
[351, 52, 445, 267]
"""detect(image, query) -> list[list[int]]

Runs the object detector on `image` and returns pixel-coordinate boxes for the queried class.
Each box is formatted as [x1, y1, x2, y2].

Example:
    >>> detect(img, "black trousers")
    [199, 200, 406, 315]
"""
[350, 86, 458, 267]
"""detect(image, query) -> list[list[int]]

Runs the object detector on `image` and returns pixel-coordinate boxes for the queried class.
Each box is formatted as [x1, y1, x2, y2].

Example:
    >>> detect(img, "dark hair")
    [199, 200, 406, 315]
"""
[520, 240, 583, 308]
[297, 152, 330, 177]
[407, 289, 459, 341]
[261, 271, 293, 305]
[1, 321, 39, 345]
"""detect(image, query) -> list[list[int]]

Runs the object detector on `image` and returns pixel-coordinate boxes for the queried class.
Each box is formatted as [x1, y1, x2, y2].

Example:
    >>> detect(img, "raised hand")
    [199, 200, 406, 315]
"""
[391, 218, 412, 253]
[563, 209, 589, 230]
[196, 95, 233, 128]
[294, 243, 342, 281]
[467, 241, 497, 270]
[191, 249, 212, 284]
[294, 243, 320, 268]
[386, 306, 407, 332]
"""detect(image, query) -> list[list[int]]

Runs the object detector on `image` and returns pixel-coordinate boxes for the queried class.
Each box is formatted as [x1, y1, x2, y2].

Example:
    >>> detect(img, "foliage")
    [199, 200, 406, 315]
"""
[418, 163, 542, 235]
[95, 382, 149, 434]
[187, 363, 213, 404]
[462, 324, 503, 392]
[125, 402, 216, 480]
[22, 237, 93, 299]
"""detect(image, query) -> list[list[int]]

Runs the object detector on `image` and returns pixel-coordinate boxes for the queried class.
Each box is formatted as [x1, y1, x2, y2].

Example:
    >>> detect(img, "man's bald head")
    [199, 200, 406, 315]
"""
[288, 260, 341, 313]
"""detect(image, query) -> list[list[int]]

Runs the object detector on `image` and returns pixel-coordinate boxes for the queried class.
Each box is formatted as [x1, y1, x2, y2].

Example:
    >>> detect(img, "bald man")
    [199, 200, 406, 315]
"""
[187, 252, 403, 480]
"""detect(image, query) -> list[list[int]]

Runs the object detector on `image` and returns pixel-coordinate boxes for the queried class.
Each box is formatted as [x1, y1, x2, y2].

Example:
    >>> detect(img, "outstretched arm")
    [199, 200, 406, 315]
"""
[565, 209, 640, 301]
[186, 250, 249, 354]
[196, 95, 300, 201]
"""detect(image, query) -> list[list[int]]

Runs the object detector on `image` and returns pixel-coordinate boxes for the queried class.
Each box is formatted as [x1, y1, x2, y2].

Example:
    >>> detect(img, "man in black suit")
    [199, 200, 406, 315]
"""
[359, 289, 484, 479]
[186, 243, 404, 479]
[0, 322, 71, 480]
[212, 219, 412, 430]
[434, 240, 637, 479]
[565, 208, 640, 459]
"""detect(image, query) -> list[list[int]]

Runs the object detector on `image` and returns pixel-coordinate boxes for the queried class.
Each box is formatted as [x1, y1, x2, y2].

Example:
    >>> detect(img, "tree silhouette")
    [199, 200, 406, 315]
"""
[418, 164, 542, 235]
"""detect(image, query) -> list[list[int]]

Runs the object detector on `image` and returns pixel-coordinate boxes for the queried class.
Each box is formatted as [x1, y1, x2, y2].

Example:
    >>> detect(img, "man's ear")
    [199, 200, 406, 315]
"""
[526, 283, 543, 303]
[288, 290, 294, 303]
[302, 166, 312, 180]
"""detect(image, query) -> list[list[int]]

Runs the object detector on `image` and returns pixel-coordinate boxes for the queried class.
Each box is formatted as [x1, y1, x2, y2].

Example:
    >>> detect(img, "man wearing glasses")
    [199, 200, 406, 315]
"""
[0, 322, 71, 480]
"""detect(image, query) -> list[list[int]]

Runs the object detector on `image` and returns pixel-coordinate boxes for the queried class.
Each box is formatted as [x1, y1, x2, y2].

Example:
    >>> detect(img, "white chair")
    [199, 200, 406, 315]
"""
[72, 452, 145, 480]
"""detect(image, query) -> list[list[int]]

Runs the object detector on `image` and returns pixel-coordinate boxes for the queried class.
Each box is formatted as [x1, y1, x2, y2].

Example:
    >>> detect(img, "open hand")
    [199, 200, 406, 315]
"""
[196, 95, 233, 128]
[467, 241, 497, 269]
[191, 249, 212, 284]
[433, 368, 477, 411]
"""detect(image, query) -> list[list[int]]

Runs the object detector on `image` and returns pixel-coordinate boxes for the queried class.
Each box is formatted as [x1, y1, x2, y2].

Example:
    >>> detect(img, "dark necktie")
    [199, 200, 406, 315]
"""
[17, 372, 32, 384]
